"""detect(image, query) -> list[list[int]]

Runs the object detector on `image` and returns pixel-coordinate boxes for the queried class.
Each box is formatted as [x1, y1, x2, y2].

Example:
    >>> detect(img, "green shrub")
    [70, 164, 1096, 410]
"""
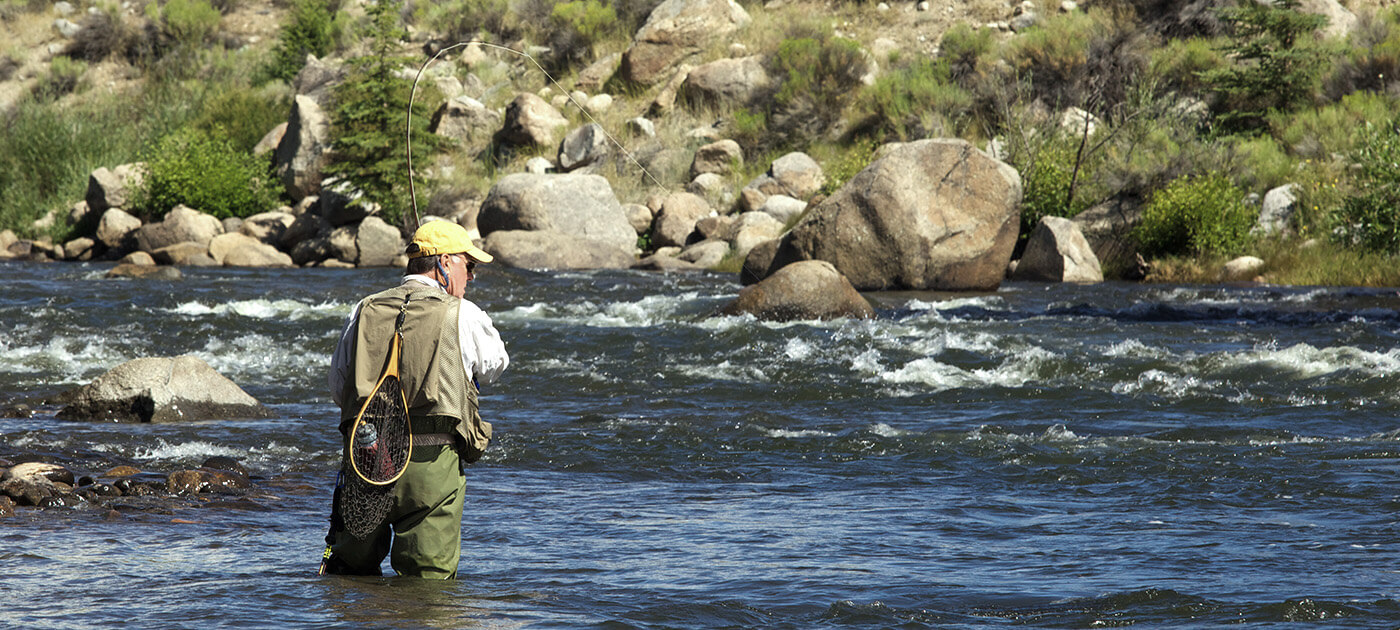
[816, 137, 878, 198]
[417, 0, 515, 44]
[32, 56, 87, 101]
[263, 0, 336, 83]
[1229, 134, 1292, 192]
[1271, 91, 1394, 158]
[191, 85, 293, 153]
[159, 0, 221, 48]
[1148, 36, 1225, 95]
[1136, 172, 1254, 256]
[1001, 6, 1148, 111]
[939, 23, 994, 83]
[1329, 115, 1400, 253]
[855, 57, 972, 141]
[64, 8, 141, 63]
[134, 128, 280, 220]
[1017, 136, 1098, 236]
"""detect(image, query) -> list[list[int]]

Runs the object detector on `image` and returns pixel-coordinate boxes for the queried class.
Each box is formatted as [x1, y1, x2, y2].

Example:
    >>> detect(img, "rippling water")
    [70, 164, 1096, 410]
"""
[2, 261, 1399, 628]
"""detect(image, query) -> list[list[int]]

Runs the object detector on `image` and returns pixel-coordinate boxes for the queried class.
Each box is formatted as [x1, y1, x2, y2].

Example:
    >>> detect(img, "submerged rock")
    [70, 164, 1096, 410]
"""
[57, 355, 273, 423]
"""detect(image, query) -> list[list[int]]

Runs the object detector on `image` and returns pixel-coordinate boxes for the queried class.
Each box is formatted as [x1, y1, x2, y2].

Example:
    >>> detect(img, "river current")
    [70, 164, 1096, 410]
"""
[1, 261, 1397, 628]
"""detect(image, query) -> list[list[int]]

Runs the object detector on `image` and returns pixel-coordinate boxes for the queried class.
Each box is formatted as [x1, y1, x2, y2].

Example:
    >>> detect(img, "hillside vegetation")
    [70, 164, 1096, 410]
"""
[3, 0, 1400, 283]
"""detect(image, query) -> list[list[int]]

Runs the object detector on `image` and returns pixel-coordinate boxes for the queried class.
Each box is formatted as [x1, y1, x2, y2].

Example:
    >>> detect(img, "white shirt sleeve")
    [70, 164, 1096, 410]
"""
[327, 301, 362, 408]
[458, 298, 509, 386]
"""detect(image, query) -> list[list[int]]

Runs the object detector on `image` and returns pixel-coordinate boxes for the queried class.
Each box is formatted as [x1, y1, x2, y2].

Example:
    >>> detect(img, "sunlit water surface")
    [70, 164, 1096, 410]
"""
[2, 261, 1398, 628]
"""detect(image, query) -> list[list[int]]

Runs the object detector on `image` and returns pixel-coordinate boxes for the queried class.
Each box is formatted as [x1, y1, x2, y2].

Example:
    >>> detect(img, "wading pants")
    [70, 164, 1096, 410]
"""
[326, 443, 466, 579]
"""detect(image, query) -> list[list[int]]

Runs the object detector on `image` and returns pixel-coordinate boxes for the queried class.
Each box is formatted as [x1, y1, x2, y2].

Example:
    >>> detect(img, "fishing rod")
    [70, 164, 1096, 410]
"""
[405, 40, 667, 228]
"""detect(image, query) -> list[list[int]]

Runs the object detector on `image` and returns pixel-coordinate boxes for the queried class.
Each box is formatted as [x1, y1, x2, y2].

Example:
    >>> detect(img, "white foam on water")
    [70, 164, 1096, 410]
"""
[765, 428, 835, 438]
[133, 439, 243, 461]
[784, 337, 817, 361]
[1112, 369, 1217, 398]
[1102, 339, 1173, 360]
[1219, 343, 1400, 379]
[675, 359, 771, 383]
[869, 423, 907, 438]
[0, 333, 129, 383]
[167, 298, 347, 321]
[193, 333, 327, 380]
[502, 293, 701, 328]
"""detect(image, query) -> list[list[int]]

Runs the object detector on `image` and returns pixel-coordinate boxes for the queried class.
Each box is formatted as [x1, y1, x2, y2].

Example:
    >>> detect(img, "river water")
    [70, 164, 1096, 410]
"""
[1, 261, 1398, 628]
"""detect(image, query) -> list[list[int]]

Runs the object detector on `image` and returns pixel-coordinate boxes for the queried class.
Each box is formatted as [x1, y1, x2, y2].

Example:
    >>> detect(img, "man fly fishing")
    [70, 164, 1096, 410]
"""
[321, 220, 508, 579]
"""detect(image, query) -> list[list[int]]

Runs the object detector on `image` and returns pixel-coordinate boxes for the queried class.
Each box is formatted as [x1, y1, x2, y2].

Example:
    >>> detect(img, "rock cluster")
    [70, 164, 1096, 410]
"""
[0, 457, 255, 514]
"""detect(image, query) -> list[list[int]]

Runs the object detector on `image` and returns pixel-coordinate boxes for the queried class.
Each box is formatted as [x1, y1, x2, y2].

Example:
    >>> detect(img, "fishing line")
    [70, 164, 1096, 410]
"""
[406, 40, 667, 227]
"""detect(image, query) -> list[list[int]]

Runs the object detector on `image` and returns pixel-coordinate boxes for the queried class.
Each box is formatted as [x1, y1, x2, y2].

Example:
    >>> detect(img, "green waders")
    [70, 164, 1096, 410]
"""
[326, 442, 466, 579]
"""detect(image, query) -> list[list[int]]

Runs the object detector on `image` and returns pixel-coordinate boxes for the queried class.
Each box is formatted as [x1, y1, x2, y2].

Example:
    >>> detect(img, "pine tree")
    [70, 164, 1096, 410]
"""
[323, 0, 439, 229]
[1202, 0, 1329, 133]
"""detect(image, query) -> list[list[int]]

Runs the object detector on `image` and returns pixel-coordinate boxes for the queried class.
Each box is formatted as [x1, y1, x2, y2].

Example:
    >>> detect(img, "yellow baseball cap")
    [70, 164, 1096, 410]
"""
[406, 220, 493, 263]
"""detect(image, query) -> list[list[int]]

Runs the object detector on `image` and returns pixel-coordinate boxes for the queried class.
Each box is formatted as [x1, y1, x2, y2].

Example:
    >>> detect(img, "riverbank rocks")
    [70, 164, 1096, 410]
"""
[209, 232, 294, 267]
[496, 93, 568, 148]
[431, 95, 500, 145]
[1255, 184, 1297, 237]
[651, 192, 712, 248]
[97, 208, 142, 250]
[478, 173, 637, 263]
[1222, 255, 1265, 281]
[683, 56, 771, 106]
[558, 123, 611, 172]
[85, 163, 144, 214]
[1011, 216, 1102, 282]
[137, 205, 224, 252]
[759, 139, 1021, 291]
[57, 355, 273, 423]
[621, 0, 752, 85]
[743, 152, 825, 202]
[719, 260, 875, 321]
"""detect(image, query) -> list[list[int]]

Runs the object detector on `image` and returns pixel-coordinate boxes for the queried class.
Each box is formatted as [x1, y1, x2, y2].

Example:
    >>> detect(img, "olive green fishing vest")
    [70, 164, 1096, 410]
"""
[340, 283, 492, 461]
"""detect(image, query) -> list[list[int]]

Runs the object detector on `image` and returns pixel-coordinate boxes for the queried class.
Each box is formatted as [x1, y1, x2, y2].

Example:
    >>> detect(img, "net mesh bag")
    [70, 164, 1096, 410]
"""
[338, 300, 414, 540]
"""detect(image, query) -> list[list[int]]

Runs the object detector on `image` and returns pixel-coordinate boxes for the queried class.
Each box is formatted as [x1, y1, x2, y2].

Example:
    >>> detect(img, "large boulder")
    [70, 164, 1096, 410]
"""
[557, 123, 611, 172]
[496, 93, 568, 148]
[690, 139, 743, 179]
[430, 96, 501, 145]
[682, 55, 772, 105]
[743, 152, 825, 202]
[208, 233, 294, 267]
[620, 0, 752, 85]
[354, 216, 402, 267]
[1071, 195, 1143, 275]
[152, 242, 217, 266]
[478, 173, 637, 255]
[719, 260, 876, 322]
[1011, 216, 1102, 283]
[105, 264, 182, 280]
[85, 163, 144, 214]
[274, 95, 332, 202]
[1255, 183, 1297, 237]
[96, 208, 142, 250]
[482, 230, 636, 270]
[650, 191, 711, 248]
[762, 139, 1021, 291]
[136, 205, 223, 253]
[57, 355, 273, 423]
